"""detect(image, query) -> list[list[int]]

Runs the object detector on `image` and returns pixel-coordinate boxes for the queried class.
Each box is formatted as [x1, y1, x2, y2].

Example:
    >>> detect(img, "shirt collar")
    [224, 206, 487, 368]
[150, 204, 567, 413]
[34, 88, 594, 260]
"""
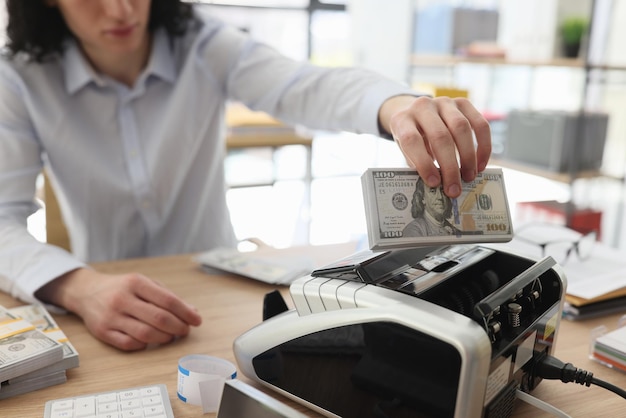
[146, 29, 177, 84]
[63, 28, 177, 95]
[63, 39, 104, 94]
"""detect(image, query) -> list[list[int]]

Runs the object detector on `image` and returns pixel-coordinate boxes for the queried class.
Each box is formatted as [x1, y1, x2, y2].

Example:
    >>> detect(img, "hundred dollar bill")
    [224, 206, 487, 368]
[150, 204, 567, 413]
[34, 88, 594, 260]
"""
[0, 304, 64, 382]
[8, 304, 79, 382]
[361, 167, 513, 250]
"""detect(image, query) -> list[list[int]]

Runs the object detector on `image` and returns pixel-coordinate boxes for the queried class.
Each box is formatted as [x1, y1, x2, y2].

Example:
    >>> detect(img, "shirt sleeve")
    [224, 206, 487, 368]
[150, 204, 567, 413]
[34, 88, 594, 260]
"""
[195, 17, 419, 137]
[0, 60, 86, 304]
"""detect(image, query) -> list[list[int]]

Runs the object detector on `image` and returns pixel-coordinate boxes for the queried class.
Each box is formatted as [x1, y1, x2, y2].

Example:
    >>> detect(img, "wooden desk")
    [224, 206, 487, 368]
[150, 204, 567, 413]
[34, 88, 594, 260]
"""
[1, 253, 626, 417]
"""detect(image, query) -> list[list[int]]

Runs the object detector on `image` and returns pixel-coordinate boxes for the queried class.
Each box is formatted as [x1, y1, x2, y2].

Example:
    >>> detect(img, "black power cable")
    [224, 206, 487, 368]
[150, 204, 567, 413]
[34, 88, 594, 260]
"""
[534, 353, 626, 400]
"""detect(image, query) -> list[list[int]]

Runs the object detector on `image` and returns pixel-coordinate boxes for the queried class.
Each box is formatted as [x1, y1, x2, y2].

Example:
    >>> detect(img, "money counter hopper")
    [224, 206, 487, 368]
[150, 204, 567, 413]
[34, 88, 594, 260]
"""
[233, 245, 567, 418]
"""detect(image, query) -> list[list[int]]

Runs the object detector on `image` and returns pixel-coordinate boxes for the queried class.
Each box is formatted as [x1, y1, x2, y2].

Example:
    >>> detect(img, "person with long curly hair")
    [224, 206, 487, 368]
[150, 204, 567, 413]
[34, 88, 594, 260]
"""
[0, 0, 491, 350]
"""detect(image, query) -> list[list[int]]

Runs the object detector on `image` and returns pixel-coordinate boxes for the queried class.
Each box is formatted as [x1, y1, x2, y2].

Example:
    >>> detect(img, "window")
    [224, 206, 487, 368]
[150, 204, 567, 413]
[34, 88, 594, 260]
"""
[193, 1, 349, 63]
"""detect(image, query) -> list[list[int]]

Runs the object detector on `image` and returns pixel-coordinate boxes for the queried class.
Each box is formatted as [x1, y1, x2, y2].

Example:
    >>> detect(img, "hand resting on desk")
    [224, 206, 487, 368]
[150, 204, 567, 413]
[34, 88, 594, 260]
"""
[35, 268, 202, 351]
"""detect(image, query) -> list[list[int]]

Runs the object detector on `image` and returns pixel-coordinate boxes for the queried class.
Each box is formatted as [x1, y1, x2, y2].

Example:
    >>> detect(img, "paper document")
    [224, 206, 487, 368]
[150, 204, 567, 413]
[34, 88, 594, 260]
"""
[592, 325, 626, 372]
[490, 225, 626, 303]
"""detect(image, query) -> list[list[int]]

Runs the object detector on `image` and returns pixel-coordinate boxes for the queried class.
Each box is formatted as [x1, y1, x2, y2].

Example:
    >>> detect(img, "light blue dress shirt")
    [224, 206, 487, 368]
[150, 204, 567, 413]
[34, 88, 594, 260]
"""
[0, 7, 415, 303]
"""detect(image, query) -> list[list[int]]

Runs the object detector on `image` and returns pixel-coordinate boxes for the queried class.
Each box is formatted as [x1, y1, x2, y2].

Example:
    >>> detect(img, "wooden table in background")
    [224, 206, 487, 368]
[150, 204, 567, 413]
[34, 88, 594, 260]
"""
[1, 252, 626, 417]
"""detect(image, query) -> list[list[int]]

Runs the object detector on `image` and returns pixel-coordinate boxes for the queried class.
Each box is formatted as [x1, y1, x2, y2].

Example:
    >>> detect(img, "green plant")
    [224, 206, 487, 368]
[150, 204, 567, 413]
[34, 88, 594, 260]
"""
[560, 17, 588, 46]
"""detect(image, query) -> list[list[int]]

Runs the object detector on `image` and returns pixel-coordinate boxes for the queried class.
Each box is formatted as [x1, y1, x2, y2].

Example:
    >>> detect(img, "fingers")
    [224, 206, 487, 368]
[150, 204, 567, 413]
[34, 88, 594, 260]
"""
[100, 329, 152, 352]
[73, 272, 202, 351]
[389, 96, 492, 198]
[455, 98, 492, 172]
[110, 274, 201, 346]
[392, 112, 441, 188]
[92, 310, 182, 352]
[437, 98, 476, 183]
[130, 274, 202, 329]
[102, 309, 180, 352]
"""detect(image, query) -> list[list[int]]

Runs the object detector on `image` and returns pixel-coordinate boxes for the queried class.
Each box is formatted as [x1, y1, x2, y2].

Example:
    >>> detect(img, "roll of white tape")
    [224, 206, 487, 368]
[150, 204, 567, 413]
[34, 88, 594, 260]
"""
[177, 354, 237, 413]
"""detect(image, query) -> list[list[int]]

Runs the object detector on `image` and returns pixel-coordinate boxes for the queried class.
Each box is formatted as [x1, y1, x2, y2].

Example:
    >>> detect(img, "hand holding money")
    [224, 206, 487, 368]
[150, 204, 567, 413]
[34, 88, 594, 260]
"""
[361, 167, 513, 250]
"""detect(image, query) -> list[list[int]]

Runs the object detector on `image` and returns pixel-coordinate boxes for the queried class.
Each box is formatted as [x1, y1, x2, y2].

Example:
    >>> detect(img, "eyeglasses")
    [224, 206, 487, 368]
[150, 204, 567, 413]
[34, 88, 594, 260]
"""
[514, 223, 597, 265]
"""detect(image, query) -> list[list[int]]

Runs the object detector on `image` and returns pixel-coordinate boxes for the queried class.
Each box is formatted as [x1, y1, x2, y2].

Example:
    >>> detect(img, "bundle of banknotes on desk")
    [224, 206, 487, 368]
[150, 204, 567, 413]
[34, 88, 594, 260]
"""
[361, 167, 513, 250]
[0, 304, 79, 399]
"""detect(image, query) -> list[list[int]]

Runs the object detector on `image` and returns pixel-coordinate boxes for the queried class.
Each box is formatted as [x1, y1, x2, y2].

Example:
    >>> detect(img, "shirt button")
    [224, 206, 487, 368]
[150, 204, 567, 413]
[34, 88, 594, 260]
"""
[142, 200, 151, 209]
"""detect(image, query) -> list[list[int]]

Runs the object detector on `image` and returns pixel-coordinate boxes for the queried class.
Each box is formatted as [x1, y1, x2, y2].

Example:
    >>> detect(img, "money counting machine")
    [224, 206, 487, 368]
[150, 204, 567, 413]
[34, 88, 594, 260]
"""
[233, 244, 567, 418]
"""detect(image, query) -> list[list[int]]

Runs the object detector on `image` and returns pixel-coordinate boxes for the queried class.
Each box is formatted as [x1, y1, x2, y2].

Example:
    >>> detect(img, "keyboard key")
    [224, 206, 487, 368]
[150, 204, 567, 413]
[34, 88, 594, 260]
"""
[43, 384, 174, 418]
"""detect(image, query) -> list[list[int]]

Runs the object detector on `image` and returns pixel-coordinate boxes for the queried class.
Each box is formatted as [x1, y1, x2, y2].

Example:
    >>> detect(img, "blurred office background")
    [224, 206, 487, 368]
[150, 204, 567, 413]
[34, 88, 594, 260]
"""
[3, 0, 626, 251]
[195, 0, 626, 251]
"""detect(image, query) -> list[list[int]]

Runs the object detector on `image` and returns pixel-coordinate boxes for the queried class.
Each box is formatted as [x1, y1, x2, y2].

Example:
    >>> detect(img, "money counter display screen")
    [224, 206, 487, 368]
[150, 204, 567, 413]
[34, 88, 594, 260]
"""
[251, 322, 462, 418]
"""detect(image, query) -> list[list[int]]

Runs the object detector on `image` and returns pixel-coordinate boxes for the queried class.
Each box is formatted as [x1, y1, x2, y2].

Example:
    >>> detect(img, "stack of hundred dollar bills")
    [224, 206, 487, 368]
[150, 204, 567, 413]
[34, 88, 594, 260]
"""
[0, 304, 79, 399]
[361, 167, 513, 250]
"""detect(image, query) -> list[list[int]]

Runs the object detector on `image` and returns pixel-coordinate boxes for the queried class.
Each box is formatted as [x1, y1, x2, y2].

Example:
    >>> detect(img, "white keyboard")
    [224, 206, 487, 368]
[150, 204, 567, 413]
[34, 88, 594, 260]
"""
[43, 384, 174, 418]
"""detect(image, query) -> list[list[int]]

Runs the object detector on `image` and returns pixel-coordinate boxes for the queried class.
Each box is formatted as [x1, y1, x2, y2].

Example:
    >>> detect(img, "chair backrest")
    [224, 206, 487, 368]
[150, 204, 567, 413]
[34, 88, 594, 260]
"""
[43, 172, 71, 251]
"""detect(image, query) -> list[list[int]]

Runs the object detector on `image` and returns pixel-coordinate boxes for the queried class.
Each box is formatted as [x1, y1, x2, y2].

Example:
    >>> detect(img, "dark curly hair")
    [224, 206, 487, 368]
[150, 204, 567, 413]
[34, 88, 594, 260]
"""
[4, 0, 194, 62]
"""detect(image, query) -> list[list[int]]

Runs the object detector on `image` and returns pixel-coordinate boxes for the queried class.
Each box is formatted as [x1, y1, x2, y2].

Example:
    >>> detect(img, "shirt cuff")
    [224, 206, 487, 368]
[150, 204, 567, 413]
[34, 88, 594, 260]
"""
[357, 79, 421, 138]
[7, 248, 87, 308]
